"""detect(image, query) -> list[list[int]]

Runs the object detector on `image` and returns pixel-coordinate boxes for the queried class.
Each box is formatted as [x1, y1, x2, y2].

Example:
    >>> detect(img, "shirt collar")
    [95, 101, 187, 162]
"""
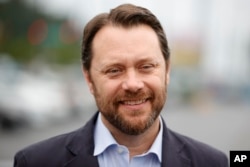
[93, 112, 163, 162]
[146, 116, 163, 162]
[93, 113, 117, 156]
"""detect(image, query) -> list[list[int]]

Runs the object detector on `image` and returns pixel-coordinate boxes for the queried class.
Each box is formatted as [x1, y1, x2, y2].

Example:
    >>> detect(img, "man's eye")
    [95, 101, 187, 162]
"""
[109, 69, 120, 73]
[140, 64, 155, 72]
[142, 65, 153, 69]
[106, 68, 122, 76]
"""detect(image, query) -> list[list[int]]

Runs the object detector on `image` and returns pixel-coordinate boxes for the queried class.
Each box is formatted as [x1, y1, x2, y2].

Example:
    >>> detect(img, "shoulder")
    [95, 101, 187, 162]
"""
[14, 113, 99, 167]
[164, 127, 228, 166]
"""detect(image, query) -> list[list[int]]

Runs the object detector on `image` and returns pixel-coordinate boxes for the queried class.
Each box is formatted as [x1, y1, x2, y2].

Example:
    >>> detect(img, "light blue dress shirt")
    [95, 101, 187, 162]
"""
[93, 113, 163, 167]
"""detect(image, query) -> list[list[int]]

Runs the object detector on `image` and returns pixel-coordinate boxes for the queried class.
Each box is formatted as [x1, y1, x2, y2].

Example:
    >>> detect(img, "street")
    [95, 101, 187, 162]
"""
[0, 103, 250, 167]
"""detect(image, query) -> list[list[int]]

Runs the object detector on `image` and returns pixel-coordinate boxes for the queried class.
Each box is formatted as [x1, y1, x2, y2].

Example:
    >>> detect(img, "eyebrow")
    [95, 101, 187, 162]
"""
[93, 55, 162, 72]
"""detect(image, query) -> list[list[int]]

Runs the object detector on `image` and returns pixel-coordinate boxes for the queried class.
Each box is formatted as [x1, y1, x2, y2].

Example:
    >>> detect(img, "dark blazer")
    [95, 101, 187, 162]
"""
[14, 112, 228, 167]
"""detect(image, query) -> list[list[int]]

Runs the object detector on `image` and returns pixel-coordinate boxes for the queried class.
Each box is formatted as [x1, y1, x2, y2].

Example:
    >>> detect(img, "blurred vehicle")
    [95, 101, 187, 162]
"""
[0, 58, 73, 129]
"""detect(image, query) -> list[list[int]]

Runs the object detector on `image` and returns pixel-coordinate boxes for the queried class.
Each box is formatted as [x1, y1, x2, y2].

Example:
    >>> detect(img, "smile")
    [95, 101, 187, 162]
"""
[121, 99, 147, 105]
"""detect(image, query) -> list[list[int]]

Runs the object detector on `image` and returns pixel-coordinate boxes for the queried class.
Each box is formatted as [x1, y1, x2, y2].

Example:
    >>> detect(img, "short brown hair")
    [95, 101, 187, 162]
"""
[81, 3, 170, 71]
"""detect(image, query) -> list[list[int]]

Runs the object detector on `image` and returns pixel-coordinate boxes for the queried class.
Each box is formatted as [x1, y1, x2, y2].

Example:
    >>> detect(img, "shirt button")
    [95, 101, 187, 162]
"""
[117, 147, 124, 154]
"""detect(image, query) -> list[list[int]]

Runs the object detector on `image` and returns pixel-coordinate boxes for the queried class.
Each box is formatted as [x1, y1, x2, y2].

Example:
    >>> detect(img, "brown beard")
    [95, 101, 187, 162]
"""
[93, 86, 166, 135]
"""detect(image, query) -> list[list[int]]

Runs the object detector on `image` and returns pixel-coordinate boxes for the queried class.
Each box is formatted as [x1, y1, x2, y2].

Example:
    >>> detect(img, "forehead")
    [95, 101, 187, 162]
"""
[93, 24, 159, 45]
[91, 25, 162, 62]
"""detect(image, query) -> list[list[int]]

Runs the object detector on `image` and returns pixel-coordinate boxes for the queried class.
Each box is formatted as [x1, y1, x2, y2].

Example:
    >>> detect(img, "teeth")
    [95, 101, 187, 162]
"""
[123, 99, 146, 105]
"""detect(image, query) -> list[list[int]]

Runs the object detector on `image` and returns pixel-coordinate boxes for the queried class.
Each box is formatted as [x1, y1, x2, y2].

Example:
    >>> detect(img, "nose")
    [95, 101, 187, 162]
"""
[121, 70, 144, 92]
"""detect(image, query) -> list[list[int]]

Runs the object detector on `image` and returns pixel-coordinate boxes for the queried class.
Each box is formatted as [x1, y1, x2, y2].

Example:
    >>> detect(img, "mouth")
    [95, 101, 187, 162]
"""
[119, 98, 148, 105]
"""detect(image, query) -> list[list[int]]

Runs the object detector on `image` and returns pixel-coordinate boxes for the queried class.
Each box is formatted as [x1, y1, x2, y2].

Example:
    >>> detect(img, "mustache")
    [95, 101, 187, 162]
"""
[114, 90, 154, 103]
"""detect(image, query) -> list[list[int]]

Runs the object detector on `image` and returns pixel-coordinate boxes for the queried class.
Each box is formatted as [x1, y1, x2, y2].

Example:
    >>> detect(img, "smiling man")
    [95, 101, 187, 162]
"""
[14, 4, 228, 167]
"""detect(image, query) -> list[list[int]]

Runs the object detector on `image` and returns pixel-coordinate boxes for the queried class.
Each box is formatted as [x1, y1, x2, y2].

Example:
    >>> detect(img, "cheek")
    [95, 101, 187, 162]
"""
[154, 79, 166, 91]
[150, 72, 167, 88]
[92, 78, 121, 98]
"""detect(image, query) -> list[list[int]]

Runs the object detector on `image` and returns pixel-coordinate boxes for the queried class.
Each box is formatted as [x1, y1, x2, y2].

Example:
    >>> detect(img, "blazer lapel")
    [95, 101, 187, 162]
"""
[161, 120, 191, 167]
[64, 112, 100, 167]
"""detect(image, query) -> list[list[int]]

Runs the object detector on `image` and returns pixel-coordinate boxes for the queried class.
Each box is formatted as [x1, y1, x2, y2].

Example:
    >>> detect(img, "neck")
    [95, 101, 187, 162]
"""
[101, 115, 160, 158]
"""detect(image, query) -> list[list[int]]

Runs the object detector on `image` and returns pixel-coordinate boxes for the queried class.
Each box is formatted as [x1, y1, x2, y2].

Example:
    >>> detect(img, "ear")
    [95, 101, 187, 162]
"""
[165, 63, 170, 85]
[82, 68, 94, 94]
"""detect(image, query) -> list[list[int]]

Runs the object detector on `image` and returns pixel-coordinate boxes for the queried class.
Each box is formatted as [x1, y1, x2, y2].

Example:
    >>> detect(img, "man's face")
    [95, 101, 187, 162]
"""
[84, 25, 170, 135]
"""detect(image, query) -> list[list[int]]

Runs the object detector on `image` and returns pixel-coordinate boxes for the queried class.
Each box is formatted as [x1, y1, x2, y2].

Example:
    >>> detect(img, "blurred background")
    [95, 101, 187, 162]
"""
[0, 0, 250, 166]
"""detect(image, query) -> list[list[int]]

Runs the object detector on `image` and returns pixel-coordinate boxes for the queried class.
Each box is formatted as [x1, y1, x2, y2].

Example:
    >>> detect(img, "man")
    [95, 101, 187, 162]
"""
[14, 4, 228, 167]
